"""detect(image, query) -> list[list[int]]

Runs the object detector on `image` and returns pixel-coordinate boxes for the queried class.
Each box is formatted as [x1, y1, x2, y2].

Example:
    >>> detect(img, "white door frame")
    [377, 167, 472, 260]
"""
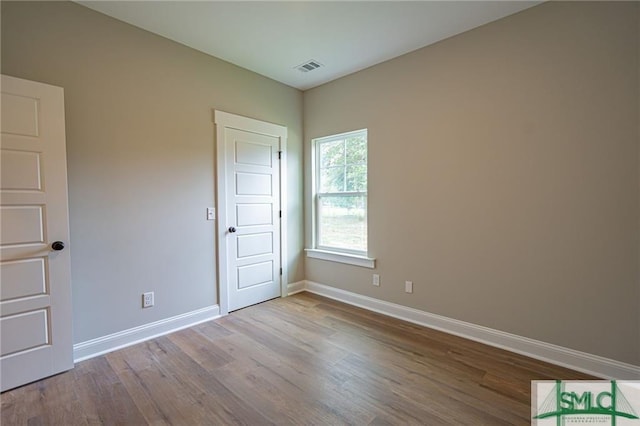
[214, 110, 287, 316]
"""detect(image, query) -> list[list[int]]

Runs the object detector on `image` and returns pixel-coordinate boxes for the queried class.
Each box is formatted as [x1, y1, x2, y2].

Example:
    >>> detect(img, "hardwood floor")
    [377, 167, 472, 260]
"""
[1, 292, 593, 425]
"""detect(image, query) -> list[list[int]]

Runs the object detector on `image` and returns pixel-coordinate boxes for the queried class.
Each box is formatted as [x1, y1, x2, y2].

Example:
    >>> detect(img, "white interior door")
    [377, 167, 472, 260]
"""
[215, 111, 287, 313]
[0, 75, 73, 391]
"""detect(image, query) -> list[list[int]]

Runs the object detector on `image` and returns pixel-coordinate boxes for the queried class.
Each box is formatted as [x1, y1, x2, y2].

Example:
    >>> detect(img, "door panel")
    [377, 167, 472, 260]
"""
[0, 309, 50, 357]
[236, 203, 272, 226]
[0, 75, 73, 392]
[226, 128, 280, 311]
[237, 261, 273, 289]
[0, 206, 45, 244]
[0, 258, 47, 300]
[236, 172, 272, 195]
[235, 140, 272, 166]
[1, 150, 42, 189]
[237, 233, 273, 258]
[1, 92, 39, 136]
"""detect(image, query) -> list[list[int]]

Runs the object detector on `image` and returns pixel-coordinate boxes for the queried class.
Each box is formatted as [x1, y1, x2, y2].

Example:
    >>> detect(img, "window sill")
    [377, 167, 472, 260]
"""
[305, 249, 376, 269]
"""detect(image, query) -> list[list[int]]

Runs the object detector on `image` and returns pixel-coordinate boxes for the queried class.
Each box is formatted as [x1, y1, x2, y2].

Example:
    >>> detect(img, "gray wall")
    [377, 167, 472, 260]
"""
[304, 1, 639, 365]
[1, 1, 304, 343]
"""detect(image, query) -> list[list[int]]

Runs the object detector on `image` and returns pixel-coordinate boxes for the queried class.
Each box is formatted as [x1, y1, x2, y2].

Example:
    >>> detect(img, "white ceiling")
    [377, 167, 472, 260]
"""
[78, 1, 541, 91]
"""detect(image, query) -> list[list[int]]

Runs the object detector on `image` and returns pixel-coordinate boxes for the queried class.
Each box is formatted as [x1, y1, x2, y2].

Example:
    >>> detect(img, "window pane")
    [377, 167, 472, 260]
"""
[320, 140, 344, 168]
[314, 129, 368, 255]
[320, 166, 344, 193]
[346, 164, 367, 192]
[345, 136, 366, 164]
[318, 195, 367, 252]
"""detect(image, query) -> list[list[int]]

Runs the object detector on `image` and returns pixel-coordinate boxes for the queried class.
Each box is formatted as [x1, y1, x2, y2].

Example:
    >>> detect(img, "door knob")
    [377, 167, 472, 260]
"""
[228, 227, 236, 233]
[51, 241, 65, 251]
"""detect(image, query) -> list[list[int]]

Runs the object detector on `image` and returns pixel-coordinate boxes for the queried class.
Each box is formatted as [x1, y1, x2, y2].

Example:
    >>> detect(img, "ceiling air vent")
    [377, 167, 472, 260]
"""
[295, 60, 323, 73]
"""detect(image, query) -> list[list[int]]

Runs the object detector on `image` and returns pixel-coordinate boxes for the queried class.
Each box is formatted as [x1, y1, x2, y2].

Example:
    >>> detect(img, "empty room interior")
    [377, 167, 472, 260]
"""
[1, 0, 639, 424]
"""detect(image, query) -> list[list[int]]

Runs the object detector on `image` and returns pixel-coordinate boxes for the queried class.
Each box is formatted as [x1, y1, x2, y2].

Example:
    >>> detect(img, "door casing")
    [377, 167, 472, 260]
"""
[214, 110, 287, 315]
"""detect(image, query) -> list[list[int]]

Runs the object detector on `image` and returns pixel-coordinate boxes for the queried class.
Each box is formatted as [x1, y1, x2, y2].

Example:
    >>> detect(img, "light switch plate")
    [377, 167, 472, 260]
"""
[207, 207, 215, 220]
[405, 281, 413, 293]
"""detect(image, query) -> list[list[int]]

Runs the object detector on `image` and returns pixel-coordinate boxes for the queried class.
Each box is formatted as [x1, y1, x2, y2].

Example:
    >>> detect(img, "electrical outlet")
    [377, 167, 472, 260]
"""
[372, 274, 380, 286]
[405, 281, 413, 294]
[142, 292, 154, 308]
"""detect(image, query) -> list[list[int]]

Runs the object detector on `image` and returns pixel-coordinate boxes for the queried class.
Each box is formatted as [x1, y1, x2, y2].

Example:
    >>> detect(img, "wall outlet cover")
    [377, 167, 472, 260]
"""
[142, 292, 154, 308]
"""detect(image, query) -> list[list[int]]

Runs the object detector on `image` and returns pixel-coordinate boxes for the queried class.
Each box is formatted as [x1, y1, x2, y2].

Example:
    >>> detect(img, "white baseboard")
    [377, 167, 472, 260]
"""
[287, 281, 306, 295]
[73, 305, 221, 363]
[301, 281, 639, 380]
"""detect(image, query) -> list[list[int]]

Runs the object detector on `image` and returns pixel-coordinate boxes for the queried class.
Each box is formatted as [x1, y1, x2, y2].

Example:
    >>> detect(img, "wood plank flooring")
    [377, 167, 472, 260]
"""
[1, 292, 593, 425]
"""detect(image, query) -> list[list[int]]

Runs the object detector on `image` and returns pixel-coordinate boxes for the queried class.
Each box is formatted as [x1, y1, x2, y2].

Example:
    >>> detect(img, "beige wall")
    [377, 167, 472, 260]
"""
[1, 1, 304, 343]
[304, 1, 639, 365]
[2, 0, 638, 366]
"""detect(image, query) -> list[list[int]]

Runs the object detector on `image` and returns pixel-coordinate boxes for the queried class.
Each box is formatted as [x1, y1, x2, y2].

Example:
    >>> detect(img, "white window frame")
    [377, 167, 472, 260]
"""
[306, 129, 375, 268]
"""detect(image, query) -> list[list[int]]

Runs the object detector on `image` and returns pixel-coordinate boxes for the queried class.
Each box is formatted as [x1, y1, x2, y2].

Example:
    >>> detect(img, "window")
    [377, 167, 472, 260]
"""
[312, 129, 368, 256]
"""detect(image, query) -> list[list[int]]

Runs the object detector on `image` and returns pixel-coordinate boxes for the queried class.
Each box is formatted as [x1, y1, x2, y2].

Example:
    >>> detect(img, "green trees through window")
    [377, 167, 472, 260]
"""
[314, 130, 367, 253]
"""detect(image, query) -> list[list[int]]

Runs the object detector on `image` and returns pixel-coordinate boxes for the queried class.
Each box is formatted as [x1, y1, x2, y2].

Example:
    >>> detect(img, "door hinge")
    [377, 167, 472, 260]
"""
[280, 267, 283, 275]
[278, 151, 282, 160]
[279, 210, 282, 218]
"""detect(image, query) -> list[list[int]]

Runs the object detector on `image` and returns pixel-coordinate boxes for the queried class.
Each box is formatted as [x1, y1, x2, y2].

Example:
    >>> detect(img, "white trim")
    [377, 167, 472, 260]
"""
[298, 281, 640, 380]
[214, 110, 287, 137]
[73, 305, 220, 363]
[311, 129, 369, 256]
[287, 281, 306, 296]
[279, 138, 288, 299]
[214, 112, 230, 316]
[214, 110, 288, 314]
[313, 128, 367, 145]
[305, 248, 375, 269]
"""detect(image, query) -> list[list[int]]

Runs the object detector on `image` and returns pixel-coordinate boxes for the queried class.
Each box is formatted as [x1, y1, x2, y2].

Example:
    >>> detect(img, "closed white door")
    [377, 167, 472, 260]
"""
[0, 75, 73, 391]
[215, 111, 287, 313]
